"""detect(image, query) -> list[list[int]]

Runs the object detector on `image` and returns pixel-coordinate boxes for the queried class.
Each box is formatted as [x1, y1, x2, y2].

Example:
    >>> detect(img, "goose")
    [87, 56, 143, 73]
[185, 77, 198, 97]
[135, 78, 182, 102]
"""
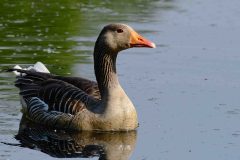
[9, 23, 156, 131]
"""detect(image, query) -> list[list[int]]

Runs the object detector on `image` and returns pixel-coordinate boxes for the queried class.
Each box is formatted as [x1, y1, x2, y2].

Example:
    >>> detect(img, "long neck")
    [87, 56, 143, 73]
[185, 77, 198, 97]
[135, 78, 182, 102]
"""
[94, 47, 120, 97]
[93, 42, 137, 128]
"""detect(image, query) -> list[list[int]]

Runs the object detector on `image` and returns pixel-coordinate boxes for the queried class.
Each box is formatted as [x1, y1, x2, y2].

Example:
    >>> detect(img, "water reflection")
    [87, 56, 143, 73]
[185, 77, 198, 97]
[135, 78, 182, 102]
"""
[16, 115, 137, 159]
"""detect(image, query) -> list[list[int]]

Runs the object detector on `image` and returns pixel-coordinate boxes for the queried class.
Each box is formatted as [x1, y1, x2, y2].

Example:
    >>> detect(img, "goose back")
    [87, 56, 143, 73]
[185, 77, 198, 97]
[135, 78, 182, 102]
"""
[13, 69, 100, 115]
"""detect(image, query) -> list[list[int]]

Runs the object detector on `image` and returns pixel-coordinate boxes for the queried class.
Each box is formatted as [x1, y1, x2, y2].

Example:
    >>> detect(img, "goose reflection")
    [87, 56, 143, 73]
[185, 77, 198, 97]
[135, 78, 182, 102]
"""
[15, 115, 137, 159]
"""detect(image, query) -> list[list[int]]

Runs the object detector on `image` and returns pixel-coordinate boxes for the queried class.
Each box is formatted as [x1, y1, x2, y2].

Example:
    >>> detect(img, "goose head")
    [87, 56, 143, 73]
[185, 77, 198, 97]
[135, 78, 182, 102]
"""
[95, 23, 156, 53]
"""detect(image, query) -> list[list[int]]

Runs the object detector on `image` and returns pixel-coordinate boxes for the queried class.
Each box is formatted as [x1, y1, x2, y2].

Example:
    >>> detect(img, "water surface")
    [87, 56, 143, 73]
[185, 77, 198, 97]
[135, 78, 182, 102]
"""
[1, 0, 240, 159]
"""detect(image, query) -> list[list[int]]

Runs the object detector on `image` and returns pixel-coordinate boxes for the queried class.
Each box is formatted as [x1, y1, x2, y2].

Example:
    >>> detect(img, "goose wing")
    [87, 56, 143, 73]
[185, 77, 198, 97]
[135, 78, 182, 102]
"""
[10, 69, 99, 115]
[10, 68, 100, 99]
[53, 76, 100, 99]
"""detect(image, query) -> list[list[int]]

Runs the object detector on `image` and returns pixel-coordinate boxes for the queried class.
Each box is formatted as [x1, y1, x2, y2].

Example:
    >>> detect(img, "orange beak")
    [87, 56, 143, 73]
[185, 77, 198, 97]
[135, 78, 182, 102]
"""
[130, 30, 156, 48]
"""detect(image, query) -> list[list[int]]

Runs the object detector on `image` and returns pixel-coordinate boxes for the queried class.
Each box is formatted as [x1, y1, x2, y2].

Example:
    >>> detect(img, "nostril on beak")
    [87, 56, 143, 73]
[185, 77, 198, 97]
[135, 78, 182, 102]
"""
[138, 38, 143, 41]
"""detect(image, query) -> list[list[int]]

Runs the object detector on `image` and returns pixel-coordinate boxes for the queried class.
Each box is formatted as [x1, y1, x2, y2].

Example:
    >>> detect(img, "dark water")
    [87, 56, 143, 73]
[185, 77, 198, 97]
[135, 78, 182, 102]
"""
[1, 0, 240, 159]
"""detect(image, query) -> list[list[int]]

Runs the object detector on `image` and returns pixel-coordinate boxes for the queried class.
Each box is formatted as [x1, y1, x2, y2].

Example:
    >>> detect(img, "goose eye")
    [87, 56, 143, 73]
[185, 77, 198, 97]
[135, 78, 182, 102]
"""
[116, 29, 123, 33]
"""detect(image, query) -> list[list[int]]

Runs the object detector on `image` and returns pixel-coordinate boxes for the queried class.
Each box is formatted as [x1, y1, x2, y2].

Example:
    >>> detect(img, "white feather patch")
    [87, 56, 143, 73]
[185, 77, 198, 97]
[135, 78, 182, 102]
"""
[33, 62, 50, 73]
[12, 62, 50, 76]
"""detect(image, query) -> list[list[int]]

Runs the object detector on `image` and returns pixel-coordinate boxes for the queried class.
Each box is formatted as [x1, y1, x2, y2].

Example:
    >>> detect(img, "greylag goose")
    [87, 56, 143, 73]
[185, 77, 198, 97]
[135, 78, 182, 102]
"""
[9, 23, 156, 131]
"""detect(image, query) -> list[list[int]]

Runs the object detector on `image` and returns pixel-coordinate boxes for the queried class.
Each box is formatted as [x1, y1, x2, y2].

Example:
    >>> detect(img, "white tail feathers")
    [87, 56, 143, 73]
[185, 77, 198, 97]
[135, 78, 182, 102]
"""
[13, 62, 50, 76]
[33, 62, 50, 73]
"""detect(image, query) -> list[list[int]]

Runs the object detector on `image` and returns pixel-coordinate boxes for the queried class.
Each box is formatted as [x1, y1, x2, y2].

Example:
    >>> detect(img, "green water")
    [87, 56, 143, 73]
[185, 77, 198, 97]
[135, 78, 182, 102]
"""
[0, 0, 162, 73]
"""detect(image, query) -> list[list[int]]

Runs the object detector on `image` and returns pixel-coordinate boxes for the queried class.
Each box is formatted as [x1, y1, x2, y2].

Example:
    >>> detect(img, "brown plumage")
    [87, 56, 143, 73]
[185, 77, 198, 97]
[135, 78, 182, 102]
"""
[9, 23, 156, 131]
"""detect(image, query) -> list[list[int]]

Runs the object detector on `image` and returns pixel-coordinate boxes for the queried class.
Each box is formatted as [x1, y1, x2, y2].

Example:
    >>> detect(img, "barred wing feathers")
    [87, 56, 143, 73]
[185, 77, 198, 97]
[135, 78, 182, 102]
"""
[11, 69, 100, 115]
[10, 68, 100, 99]
[25, 97, 74, 130]
[53, 76, 100, 100]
